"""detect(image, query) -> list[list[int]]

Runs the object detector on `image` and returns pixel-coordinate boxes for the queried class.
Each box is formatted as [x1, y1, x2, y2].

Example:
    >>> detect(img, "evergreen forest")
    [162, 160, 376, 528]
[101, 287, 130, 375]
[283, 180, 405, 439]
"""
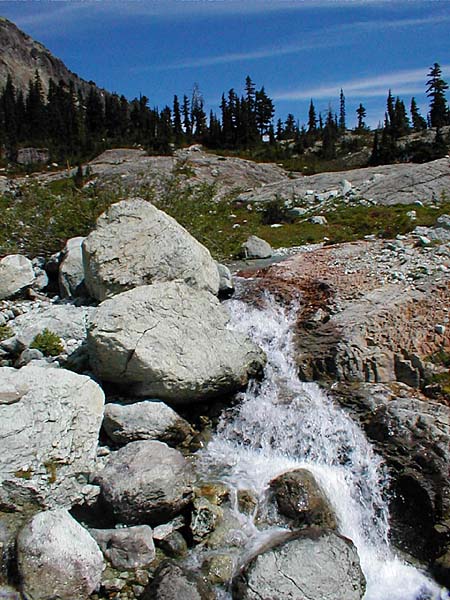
[0, 63, 449, 170]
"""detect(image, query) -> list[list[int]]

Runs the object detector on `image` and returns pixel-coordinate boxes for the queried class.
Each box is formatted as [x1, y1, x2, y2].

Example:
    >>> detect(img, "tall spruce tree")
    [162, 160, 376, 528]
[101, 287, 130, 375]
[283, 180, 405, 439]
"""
[426, 63, 449, 128]
[410, 97, 427, 131]
[339, 89, 346, 133]
[356, 103, 367, 130]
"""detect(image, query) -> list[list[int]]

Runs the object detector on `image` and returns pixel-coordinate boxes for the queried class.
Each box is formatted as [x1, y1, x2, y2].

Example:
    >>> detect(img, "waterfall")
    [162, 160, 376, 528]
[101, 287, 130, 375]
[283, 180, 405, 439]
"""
[198, 286, 448, 600]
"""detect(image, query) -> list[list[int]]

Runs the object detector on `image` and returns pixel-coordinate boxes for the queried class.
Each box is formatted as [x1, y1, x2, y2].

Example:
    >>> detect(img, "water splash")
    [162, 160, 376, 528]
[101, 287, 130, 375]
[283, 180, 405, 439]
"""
[199, 290, 448, 600]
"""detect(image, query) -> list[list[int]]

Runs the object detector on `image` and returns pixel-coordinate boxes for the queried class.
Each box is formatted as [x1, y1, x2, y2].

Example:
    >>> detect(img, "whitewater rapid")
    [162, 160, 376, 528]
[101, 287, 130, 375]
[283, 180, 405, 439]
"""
[198, 288, 448, 600]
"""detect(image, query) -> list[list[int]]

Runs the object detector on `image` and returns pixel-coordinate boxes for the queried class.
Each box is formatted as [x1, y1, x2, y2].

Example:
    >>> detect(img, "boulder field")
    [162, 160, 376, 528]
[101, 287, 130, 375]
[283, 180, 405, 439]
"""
[0, 192, 449, 598]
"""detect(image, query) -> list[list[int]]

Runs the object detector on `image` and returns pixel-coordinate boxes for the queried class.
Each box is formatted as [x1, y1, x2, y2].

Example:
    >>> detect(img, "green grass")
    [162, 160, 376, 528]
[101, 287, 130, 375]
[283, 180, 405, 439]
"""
[1, 172, 450, 262]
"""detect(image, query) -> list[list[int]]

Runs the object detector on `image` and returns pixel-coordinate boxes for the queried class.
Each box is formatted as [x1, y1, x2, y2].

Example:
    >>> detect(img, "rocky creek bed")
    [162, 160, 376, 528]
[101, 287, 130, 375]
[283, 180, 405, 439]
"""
[0, 196, 449, 600]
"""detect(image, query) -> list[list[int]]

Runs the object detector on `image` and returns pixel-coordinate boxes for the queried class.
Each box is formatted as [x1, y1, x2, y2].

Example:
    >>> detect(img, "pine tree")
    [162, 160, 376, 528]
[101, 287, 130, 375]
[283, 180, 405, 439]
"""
[308, 100, 317, 132]
[339, 89, 346, 133]
[392, 98, 410, 138]
[322, 107, 338, 159]
[25, 70, 46, 143]
[356, 103, 367, 131]
[182, 95, 192, 140]
[172, 95, 183, 144]
[426, 63, 449, 128]
[255, 86, 274, 136]
[410, 97, 427, 131]
[191, 83, 207, 140]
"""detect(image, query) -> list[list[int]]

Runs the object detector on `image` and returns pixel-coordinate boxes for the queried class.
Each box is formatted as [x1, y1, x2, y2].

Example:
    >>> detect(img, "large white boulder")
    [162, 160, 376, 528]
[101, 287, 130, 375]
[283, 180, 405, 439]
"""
[17, 509, 104, 600]
[87, 281, 265, 403]
[0, 365, 104, 508]
[82, 198, 220, 300]
[0, 255, 35, 300]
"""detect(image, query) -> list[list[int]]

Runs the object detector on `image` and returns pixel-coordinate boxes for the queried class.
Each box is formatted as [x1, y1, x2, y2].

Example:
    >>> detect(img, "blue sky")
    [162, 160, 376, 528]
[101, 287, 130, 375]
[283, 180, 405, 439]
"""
[1, 0, 449, 129]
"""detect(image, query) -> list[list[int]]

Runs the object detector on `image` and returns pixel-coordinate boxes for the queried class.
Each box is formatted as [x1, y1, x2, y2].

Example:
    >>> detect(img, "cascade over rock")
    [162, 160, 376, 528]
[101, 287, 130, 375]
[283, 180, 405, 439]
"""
[87, 281, 265, 402]
[82, 198, 220, 300]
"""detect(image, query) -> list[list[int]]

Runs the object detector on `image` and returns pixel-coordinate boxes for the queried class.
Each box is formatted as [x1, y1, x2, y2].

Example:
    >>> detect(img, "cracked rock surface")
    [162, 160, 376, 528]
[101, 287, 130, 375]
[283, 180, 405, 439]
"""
[0, 365, 104, 508]
[82, 198, 220, 301]
[87, 281, 265, 402]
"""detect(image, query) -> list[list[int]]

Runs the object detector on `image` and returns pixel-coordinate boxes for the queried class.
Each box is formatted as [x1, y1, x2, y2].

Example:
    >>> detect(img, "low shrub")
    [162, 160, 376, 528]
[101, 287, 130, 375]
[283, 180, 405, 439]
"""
[30, 329, 64, 357]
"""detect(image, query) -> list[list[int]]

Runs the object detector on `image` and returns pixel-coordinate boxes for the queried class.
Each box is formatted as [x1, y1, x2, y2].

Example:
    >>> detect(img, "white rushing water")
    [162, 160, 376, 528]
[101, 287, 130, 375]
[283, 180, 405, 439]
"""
[199, 289, 448, 600]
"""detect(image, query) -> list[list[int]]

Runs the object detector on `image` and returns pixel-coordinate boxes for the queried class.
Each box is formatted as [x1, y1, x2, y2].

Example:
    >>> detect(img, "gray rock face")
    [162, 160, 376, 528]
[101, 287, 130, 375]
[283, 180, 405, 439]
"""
[242, 235, 272, 259]
[82, 198, 220, 300]
[90, 525, 155, 569]
[233, 529, 365, 600]
[17, 509, 104, 600]
[7, 304, 93, 349]
[58, 236, 86, 298]
[93, 440, 193, 525]
[0, 365, 104, 508]
[0, 586, 20, 600]
[88, 282, 265, 402]
[103, 401, 192, 446]
[335, 382, 450, 581]
[142, 561, 215, 600]
[270, 468, 336, 529]
[0, 255, 35, 300]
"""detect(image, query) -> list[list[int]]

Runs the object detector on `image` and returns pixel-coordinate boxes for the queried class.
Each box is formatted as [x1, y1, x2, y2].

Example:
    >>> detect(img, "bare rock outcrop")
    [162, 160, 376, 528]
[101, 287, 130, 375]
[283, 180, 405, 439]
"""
[0, 365, 104, 509]
[0, 255, 35, 301]
[82, 199, 220, 300]
[87, 281, 265, 403]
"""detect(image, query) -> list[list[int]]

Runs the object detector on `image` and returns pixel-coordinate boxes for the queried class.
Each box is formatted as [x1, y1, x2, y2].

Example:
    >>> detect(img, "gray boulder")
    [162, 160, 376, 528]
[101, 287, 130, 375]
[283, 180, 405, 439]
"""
[93, 440, 193, 525]
[103, 400, 192, 446]
[90, 525, 155, 569]
[0, 255, 35, 300]
[87, 282, 265, 402]
[58, 236, 86, 298]
[233, 529, 365, 600]
[241, 235, 272, 259]
[0, 365, 104, 508]
[0, 586, 20, 600]
[142, 561, 215, 600]
[17, 509, 104, 600]
[82, 198, 220, 300]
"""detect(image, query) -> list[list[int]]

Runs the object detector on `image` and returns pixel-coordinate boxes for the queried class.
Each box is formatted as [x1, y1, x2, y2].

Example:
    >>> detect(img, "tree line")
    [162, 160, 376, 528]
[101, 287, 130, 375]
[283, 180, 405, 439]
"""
[0, 63, 448, 167]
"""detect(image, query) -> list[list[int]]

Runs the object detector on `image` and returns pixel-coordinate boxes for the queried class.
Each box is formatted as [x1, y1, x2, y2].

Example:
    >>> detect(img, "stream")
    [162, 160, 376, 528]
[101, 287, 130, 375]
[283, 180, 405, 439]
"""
[197, 283, 449, 600]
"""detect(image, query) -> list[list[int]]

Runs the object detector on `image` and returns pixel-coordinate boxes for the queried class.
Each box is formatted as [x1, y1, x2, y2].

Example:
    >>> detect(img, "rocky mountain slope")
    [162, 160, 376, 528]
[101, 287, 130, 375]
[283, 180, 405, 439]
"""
[0, 16, 102, 95]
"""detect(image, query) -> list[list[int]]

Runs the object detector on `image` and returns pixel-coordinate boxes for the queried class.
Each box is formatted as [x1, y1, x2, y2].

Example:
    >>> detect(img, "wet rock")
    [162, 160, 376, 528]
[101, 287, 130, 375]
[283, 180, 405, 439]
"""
[0, 586, 20, 600]
[82, 198, 220, 300]
[241, 235, 272, 259]
[233, 529, 365, 600]
[103, 400, 192, 447]
[202, 553, 234, 585]
[17, 509, 104, 600]
[269, 468, 336, 529]
[0, 255, 35, 300]
[90, 525, 155, 569]
[88, 281, 265, 403]
[190, 497, 222, 543]
[0, 365, 104, 508]
[142, 561, 215, 600]
[58, 236, 86, 298]
[334, 382, 450, 581]
[93, 440, 193, 526]
[157, 531, 187, 558]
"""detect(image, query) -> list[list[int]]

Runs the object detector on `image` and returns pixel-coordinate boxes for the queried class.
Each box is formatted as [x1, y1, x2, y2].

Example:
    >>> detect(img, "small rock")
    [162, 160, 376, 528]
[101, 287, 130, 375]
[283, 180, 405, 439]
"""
[0, 255, 35, 300]
[241, 235, 272, 259]
[90, 525, 155, 569]
[435, 324, 446, 335]
[141, 561, 215, 600]
[157, 531, 187, 558]
[202, 553, 234, 585]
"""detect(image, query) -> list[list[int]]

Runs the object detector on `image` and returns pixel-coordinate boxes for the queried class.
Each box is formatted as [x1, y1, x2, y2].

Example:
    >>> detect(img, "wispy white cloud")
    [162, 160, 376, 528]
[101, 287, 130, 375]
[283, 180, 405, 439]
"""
[273, 65, 450, 101]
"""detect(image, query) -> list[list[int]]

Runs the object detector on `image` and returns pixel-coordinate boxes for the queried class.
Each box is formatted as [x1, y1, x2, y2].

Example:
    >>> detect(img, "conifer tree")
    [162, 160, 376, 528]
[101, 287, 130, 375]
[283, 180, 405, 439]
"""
[308, 100, 317, 132]
[339, 89, 346, 133]
[356, 103, 367, 130]
[426, 63, 449, 128]
[182, 95, 192, 140]
[410, 97, 427, 131]
[172, 95, 183, 144]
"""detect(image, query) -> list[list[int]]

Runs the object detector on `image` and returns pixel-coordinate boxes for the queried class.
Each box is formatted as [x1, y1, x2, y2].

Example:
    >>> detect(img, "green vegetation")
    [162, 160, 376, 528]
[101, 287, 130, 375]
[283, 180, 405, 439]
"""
[0, 325, 13, 341]
[30, 329, 64, 357]
[1, 172, 450, 263]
